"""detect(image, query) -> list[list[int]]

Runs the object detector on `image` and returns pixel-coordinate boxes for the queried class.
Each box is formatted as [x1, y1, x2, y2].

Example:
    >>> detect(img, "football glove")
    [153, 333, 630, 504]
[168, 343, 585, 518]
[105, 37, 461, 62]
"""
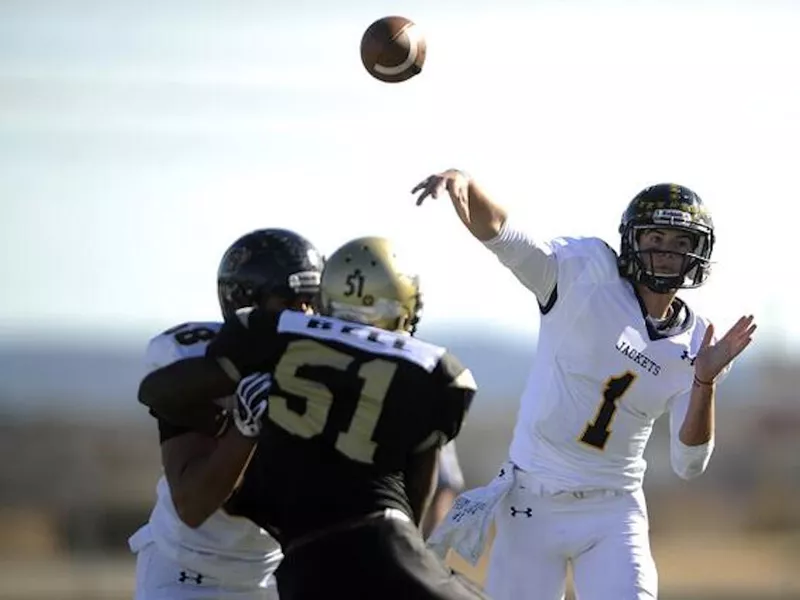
[233, 372, 272, 438]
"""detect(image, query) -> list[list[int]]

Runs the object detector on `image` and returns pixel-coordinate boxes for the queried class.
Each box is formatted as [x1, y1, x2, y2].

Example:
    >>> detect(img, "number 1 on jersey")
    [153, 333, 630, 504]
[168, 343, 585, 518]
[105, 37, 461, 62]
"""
[579, 371, 637, 450]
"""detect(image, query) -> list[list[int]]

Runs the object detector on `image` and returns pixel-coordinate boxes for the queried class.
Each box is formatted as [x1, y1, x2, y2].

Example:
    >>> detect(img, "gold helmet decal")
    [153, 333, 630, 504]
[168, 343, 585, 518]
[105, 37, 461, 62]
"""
[320, 237, 422, 334]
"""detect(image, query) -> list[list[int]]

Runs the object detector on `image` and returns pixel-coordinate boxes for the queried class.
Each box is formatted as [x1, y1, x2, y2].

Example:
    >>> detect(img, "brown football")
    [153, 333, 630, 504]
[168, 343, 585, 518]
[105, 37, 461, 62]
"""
[360, 16, 426, 83]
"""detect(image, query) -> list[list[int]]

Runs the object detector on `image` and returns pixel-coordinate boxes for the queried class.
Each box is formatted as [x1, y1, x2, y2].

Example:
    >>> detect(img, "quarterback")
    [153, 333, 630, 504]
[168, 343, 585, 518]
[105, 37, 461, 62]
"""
[413, 170, 757, 600]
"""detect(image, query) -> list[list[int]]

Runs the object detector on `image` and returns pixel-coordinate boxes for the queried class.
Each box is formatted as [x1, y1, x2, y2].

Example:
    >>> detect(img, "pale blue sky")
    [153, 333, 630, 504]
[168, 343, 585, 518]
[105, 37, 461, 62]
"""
[2, 0, 799, 351]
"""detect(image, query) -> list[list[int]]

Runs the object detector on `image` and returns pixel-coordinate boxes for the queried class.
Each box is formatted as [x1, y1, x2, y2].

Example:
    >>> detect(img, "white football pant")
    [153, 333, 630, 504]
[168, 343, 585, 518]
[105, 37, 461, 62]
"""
[485, 468, 657, 600]
[133, 539, 279, 600]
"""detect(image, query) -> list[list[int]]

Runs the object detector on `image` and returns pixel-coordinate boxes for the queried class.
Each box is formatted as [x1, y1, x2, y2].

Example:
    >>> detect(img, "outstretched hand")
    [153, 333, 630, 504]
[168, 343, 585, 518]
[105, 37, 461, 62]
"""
[411, 169, 470, 207]
[694, 315, 757, 383]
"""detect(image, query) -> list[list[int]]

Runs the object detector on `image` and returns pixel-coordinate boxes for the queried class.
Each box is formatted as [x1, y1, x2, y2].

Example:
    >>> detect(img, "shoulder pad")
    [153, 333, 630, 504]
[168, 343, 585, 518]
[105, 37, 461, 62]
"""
[437, 351, 477, 392]
[549, 236, 619, 286]
[278, 311, 447, 372]
[144, 321, 222, 373]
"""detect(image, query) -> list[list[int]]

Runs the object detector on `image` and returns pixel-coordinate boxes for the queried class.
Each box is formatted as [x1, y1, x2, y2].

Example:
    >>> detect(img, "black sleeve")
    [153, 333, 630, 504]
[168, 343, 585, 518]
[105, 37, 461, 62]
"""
[429, 351, 478, 443]
[153, 409, 192, 443]
[206, 308, 283, 377]
[138, 357, 234, 436]
[153, 409, 230, 442]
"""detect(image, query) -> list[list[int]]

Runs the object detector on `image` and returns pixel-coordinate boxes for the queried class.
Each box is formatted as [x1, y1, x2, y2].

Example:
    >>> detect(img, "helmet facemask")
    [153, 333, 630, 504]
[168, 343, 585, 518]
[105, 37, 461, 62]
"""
[619, 208, 714, 294]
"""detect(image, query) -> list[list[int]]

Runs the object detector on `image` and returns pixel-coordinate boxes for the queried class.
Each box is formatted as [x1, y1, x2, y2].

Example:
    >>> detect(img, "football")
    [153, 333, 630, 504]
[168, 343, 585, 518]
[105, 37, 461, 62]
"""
[360, 16, 426, 83]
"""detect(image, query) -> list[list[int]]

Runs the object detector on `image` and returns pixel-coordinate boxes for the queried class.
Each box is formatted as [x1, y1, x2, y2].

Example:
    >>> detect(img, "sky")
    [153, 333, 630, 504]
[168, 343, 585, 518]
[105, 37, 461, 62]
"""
[1, 0, 799, 352]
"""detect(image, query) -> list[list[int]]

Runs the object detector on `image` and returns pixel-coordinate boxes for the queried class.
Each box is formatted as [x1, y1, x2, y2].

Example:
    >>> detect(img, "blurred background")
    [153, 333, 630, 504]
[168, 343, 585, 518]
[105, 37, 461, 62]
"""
[2, 0, 799, 598]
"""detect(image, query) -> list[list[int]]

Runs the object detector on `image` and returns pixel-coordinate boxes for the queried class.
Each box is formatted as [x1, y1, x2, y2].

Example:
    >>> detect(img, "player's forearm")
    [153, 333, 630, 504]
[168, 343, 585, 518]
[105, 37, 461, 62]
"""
[172, 429, 257, 528]
[679, 380, 715, 446]
[408, 481, 436, 528]
[461, 178, 508, 241]
[421, 488, 457, 539]
[672, 380, 716, 480]
[405, 446, 439, 526]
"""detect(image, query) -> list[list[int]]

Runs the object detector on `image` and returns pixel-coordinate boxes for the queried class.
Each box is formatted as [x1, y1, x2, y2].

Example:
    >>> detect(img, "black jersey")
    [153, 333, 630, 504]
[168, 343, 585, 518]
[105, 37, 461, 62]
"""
[210, 308, 477, 543]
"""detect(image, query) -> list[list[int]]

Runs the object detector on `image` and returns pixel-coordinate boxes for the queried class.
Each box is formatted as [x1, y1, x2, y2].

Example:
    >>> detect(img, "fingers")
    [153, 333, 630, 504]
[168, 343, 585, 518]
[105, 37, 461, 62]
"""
[726, 315, 757, 342]
[700, 322, 715, 349]
[724, 315, 757, 360]
[412, 175, 443, 206]
[238, 372, 272, 399]
[412, 170, 460, 206]
[410, 177, 431, 195]
[738, 315, 757, 339]
[737, 316, 757, 349]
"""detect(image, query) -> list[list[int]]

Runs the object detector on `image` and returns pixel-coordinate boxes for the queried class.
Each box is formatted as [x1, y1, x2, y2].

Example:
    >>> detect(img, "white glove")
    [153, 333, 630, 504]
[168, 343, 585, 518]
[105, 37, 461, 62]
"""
[233, 372, 272, 438]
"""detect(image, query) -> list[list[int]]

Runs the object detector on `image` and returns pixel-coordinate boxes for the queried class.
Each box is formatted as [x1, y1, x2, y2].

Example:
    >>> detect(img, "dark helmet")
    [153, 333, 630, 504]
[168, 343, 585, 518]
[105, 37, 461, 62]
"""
[618, 183, 714, 294]
[217, 228, 324, 319]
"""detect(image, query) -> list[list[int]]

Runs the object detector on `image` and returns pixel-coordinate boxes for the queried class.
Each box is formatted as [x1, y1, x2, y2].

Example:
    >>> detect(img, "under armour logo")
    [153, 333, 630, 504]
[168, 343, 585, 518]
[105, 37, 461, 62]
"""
[498, 468, 506, 478]
[510, 506, 532, 518]
[680, 350, 696, 366]
[178, 570, 204, 585]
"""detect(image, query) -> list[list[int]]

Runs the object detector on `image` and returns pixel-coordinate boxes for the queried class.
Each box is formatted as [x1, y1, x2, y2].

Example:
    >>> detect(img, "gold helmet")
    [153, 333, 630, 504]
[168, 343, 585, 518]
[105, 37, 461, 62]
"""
[320, 236, 423, 334]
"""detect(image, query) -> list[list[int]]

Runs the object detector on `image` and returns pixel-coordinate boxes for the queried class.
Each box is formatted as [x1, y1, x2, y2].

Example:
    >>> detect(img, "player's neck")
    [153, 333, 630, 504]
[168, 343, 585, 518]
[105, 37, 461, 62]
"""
[634, 283, 676, 320]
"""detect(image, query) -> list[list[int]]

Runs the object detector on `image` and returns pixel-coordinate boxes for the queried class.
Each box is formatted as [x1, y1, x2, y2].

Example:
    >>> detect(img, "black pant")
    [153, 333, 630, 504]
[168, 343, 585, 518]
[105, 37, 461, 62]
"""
[276, 516, 491, 600]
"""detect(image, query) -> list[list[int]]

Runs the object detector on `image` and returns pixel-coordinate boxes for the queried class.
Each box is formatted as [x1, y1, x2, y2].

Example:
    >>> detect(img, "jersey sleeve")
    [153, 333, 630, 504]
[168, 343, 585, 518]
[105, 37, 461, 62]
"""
[668, 390, 714, 480]
[144, 322, 222, 373]
[427, 350, 478, 444]
[547, 236, 619, 288]
[206, 308, 283, 378]
[145, 335, 180, 374]
[142, 321, 228, 441]
[539, 236, 620, 314]
[483, 222, 619, 315]
[482, 218, 558, 310]
[155, 411, 193, 443]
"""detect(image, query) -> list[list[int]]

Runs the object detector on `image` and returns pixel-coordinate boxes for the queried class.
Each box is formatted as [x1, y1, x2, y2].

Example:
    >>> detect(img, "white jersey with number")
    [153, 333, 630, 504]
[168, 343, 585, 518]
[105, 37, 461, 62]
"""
[130, 321, 283, 588]
[485, 226, 728, 493]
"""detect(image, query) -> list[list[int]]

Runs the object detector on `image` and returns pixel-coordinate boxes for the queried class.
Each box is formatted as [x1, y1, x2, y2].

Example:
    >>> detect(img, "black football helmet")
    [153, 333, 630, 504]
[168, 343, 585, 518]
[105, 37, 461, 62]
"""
[217, 228, 324, 319]
[618, 183, 714, 294]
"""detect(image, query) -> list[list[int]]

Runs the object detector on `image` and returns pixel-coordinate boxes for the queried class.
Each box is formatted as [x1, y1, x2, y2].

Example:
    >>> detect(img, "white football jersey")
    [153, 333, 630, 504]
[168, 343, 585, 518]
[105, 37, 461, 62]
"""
[138, 321, 283, 585]
[489, 232, 726, 492]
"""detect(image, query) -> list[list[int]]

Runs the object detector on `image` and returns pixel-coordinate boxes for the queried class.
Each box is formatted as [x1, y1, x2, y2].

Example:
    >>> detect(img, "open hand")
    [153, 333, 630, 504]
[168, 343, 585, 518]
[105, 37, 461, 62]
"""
[694, 315, 757, 383]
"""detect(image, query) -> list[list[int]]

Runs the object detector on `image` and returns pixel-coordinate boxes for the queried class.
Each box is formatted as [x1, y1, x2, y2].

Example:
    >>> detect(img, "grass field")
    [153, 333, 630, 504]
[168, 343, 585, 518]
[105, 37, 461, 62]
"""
[2, 531, 797, 600]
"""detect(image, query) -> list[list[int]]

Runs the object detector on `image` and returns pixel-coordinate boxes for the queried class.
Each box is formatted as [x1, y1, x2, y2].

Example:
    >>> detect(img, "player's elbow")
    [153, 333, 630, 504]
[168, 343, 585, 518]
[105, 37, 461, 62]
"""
[672, 461, 706, 481]
[172, 494, 212, 529]
[138, 369, 171, 409]
[670, 442, 714, 481]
